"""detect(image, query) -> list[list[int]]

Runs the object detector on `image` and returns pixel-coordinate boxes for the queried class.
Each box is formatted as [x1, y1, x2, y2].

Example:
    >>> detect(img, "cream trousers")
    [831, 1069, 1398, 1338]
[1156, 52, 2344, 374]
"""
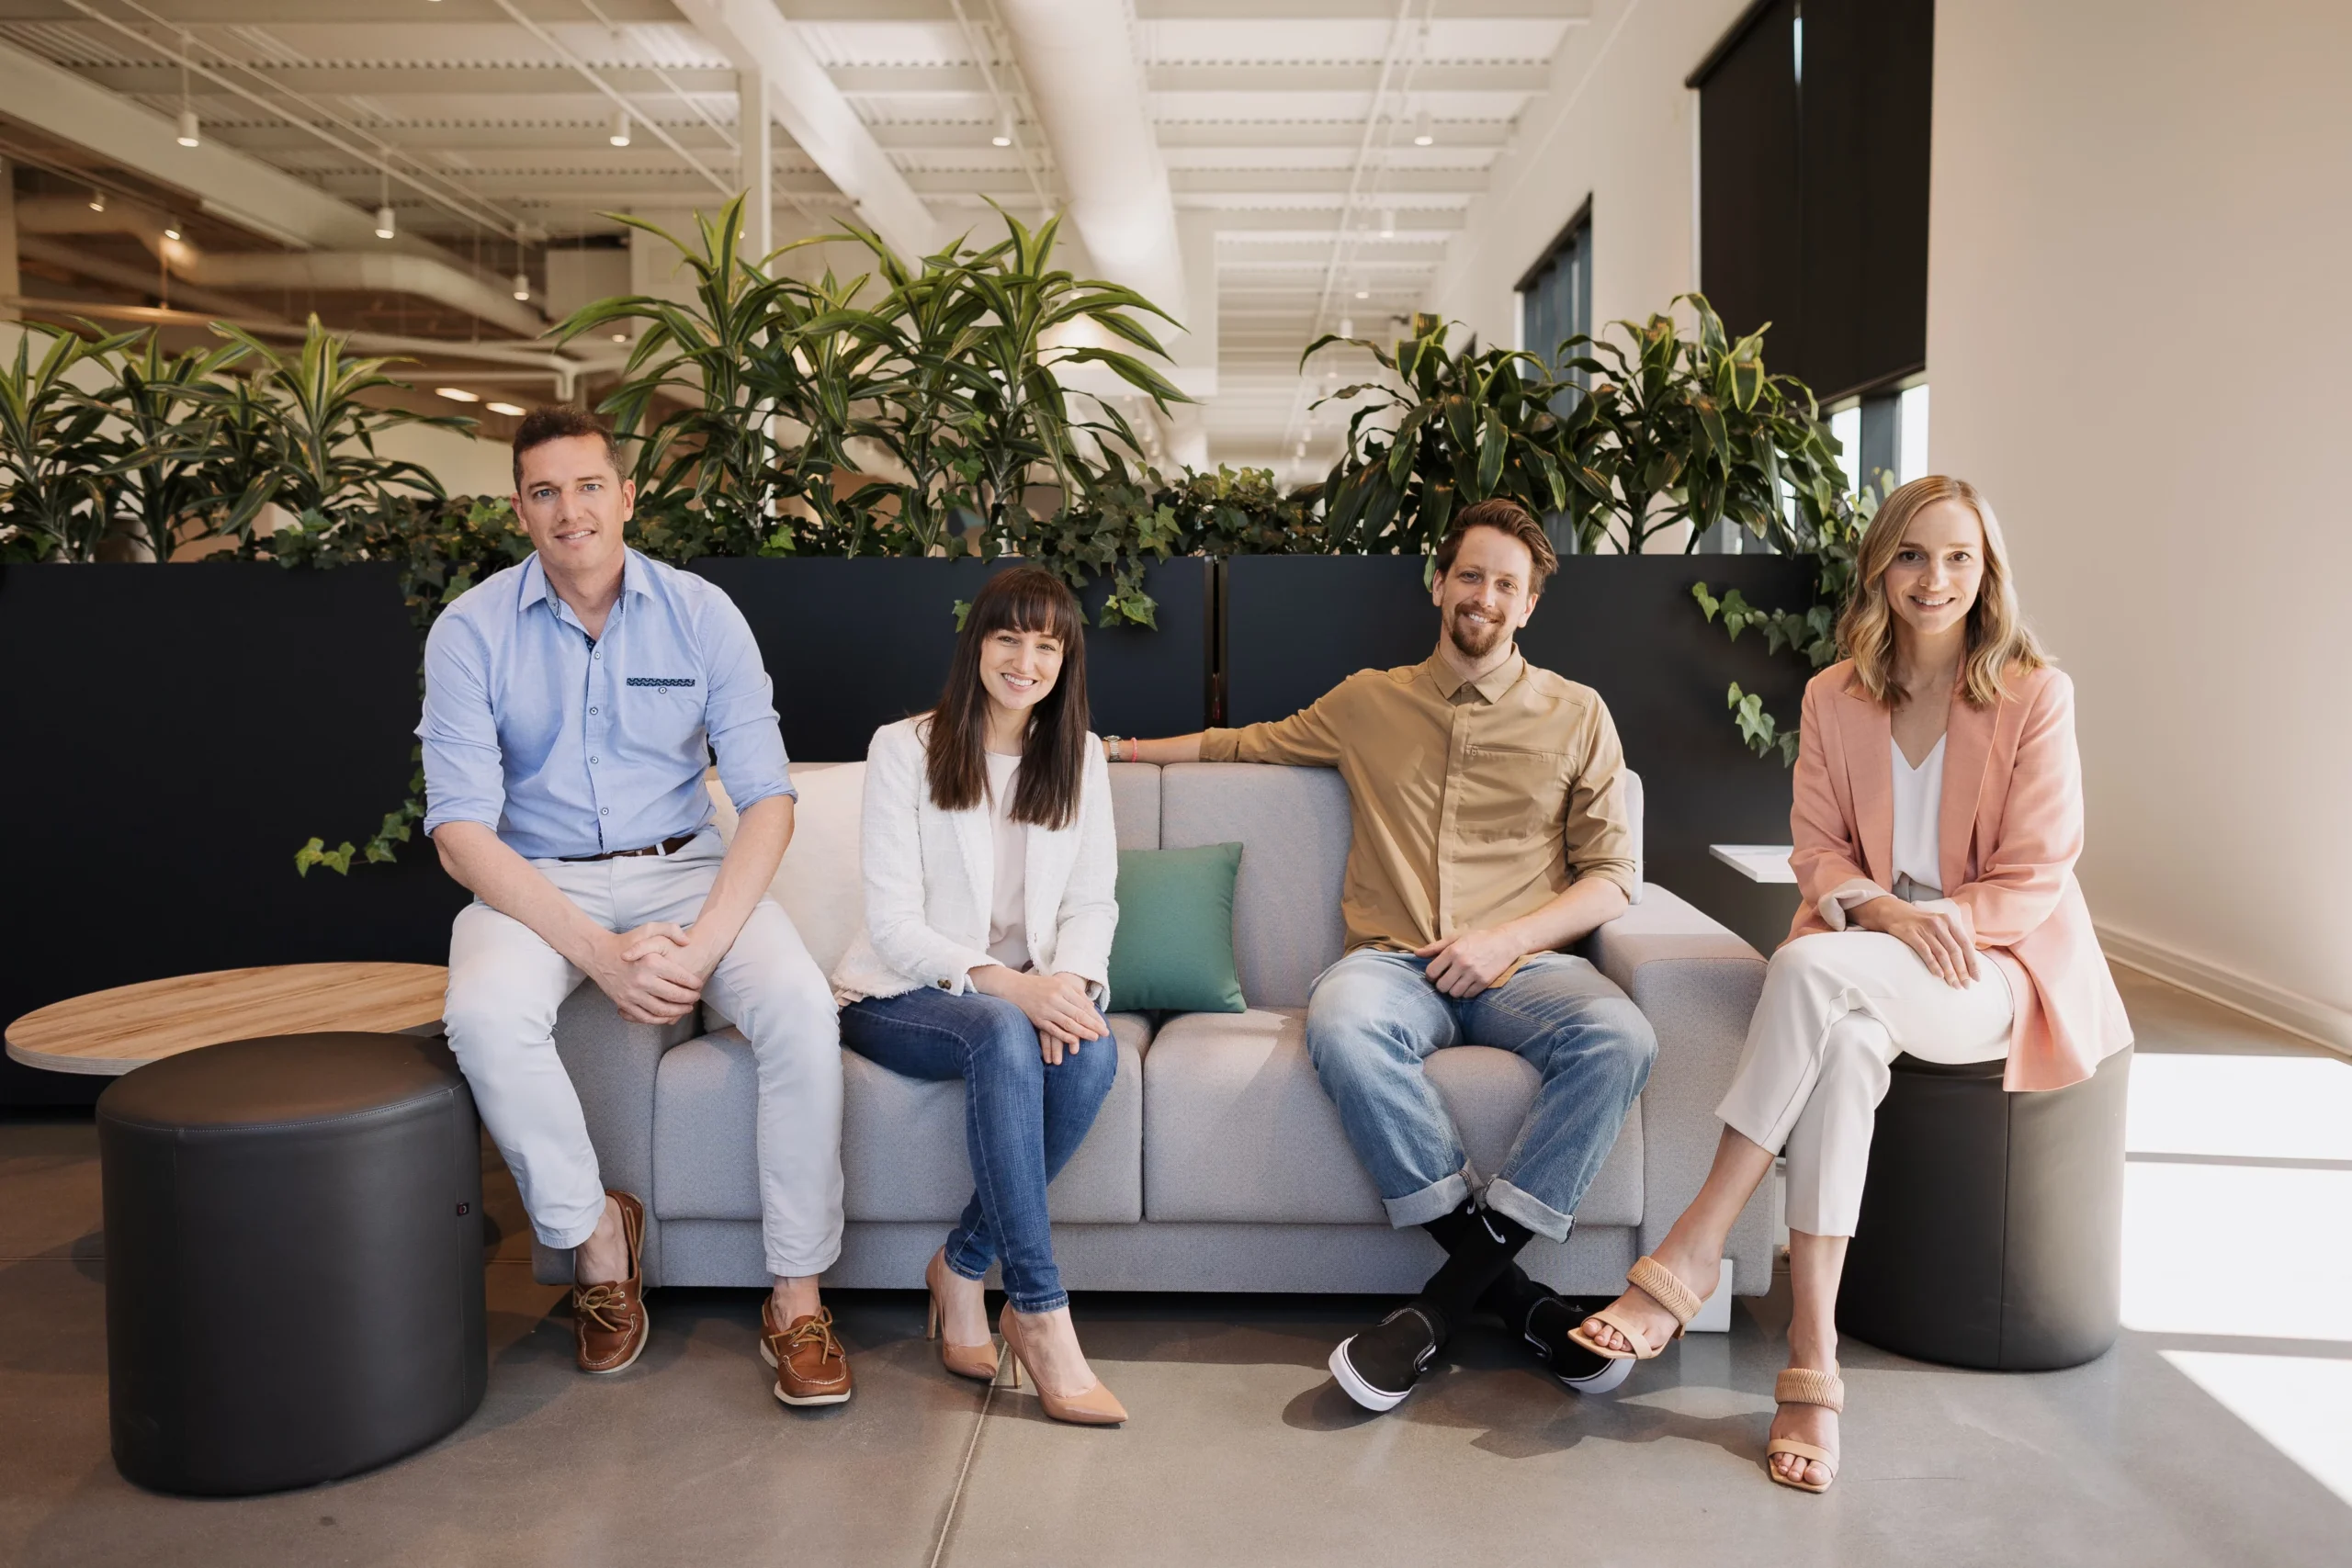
[1716, 929, 2012, 1237]
[442, 829, 845, 1277]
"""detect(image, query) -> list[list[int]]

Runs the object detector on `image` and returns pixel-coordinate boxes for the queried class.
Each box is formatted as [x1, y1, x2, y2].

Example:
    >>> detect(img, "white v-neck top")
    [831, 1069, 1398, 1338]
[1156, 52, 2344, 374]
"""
[1890, 734, 1947, 900]
[982, 750, 1031, 970]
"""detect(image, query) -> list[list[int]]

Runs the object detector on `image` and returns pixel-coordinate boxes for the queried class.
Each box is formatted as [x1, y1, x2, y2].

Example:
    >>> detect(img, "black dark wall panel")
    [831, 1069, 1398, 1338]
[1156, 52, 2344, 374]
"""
[1226, 555, 1810, 953]
[0, 563, 467, 1107]
[689, 557, 1211, 764]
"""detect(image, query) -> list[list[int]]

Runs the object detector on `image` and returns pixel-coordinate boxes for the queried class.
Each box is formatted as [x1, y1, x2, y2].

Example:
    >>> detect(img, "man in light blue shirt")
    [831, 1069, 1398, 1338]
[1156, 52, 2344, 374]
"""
[423, 409, 849, 1404]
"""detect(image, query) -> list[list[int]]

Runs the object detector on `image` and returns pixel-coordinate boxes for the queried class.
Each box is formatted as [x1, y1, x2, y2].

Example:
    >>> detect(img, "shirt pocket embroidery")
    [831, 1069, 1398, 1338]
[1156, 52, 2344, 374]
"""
[622, 676, 705, 754]
[1457, 744, 1571, 841]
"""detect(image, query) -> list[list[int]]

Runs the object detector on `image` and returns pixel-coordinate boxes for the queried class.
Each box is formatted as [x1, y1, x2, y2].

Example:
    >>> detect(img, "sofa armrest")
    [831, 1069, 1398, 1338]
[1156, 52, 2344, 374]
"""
[1583, 885, 1777, 1293]
[527, 982, 701, 1286]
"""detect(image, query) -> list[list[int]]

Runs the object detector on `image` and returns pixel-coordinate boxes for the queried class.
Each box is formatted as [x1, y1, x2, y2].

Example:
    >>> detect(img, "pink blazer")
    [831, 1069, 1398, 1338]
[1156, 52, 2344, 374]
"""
[1787, 660, 2132, 1090]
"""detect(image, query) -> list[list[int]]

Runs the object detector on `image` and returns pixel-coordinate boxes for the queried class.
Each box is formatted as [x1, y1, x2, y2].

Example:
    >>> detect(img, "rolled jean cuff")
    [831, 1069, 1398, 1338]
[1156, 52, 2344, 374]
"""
[1380, 1167, 1474, 1229]
[944, 1229, 993, 1283]
[1481, 1179, 1572, 1243]
[1008, 1287, 1069, 1314]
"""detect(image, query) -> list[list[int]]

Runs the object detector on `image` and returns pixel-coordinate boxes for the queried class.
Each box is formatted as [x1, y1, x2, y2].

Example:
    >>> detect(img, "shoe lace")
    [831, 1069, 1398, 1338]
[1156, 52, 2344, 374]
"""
[780, 1308, 843, 1366]
[575, 1281, 632, 1333]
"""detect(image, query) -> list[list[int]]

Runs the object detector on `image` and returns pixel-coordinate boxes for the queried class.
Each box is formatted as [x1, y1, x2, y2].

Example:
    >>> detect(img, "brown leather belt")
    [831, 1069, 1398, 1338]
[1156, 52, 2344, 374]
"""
[559, 831, 700, 863]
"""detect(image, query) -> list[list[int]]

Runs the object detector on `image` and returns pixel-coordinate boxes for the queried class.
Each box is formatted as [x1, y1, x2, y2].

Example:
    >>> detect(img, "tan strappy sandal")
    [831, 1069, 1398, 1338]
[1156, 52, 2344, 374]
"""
[1765, 1368, 1843, 1494]
[1566, 1255, 1706, 1361]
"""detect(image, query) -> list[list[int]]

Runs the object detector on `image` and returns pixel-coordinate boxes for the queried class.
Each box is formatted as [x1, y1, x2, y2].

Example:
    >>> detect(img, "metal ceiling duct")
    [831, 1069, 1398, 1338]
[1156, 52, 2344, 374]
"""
[992, 0, 1189, 325]
[14, 196, 548, 339]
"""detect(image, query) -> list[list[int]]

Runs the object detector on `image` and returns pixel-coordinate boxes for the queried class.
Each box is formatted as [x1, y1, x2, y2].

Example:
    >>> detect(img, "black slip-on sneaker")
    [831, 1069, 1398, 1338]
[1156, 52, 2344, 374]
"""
[1518, 1292, 1634, 1395]
[1329, 1303, 1446, 1413]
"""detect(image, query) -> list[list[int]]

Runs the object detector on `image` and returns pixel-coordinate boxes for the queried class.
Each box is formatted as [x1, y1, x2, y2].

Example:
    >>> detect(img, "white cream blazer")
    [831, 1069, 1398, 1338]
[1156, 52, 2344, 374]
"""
[829, 715, 1119, 1005]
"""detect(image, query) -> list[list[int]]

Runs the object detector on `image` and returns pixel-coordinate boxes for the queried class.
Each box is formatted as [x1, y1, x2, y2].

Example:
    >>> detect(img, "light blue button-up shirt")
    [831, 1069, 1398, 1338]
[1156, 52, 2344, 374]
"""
[418, 548, 794, 861]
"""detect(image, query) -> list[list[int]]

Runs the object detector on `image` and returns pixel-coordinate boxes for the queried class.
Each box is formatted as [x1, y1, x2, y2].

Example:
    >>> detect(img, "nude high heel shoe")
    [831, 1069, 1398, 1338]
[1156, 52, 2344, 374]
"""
[998, 1304, 1126, 1426]
[924, 1249, 1001, 1382]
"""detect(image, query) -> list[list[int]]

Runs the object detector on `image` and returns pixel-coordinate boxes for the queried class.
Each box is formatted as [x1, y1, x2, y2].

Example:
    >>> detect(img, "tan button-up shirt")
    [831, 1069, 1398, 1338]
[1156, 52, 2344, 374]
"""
[1199, 650, 1637, 980]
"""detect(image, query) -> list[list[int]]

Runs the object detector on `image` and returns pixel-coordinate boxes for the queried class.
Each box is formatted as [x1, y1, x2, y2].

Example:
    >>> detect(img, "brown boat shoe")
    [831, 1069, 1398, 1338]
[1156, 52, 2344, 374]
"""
[761, 1301, 854, 1406]
[573, 1190, 650, 1375]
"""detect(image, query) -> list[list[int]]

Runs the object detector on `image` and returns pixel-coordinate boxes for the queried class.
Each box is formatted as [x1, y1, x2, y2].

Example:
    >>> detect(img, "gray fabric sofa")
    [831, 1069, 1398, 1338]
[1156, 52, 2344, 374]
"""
[532, 761, 1777, 1302]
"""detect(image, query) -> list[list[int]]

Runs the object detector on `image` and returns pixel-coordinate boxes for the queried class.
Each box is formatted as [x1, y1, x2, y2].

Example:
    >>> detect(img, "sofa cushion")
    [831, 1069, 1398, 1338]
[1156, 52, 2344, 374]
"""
[1160, 765, 1351, 1010]
[1142, 1007, 1642, 1227]
[653, 1013, 1150, 1226]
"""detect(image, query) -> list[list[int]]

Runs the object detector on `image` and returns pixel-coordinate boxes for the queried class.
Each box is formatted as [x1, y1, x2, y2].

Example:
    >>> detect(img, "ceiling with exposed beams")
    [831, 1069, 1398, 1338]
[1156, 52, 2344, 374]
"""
[0, 0, 1590, 474]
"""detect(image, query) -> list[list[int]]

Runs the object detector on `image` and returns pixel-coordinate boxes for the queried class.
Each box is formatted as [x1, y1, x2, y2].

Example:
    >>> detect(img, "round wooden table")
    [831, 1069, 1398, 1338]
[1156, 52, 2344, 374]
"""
[5, 964, 447, 1076]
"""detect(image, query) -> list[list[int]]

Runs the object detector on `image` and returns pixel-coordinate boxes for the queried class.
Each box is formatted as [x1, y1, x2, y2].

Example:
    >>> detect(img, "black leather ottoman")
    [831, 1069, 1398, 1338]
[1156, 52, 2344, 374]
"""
[98, 1032, 487, 1495]
[1840, 1045, 2132, 1371]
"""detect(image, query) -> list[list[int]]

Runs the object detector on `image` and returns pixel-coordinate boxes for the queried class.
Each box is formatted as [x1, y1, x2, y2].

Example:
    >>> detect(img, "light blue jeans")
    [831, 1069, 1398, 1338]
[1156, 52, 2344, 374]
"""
[1304, 949, 1657, 1240]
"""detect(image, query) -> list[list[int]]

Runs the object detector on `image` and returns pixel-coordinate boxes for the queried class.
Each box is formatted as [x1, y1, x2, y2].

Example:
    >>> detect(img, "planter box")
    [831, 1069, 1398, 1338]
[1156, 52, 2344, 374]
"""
[1223, 553, 1813, 953]
[690, 556, 1211, 762]
[0, 562, 466, 1107]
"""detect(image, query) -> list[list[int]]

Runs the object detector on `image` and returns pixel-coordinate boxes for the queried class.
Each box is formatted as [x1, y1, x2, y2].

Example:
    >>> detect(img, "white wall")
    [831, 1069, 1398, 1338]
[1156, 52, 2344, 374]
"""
[1926, 0, 2352, 1047]
[1426, 0, 1747, 361]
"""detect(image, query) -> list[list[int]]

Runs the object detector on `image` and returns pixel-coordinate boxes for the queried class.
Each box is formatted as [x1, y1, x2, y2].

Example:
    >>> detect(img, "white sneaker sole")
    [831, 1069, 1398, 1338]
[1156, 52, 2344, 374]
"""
[1328, 1337, 1412, 1413]
[1550, 1349, 1634, 1395]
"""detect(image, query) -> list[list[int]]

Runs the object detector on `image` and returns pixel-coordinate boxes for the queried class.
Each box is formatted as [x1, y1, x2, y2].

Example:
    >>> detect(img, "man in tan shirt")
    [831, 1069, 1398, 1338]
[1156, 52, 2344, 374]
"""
[1119, 500, 1656, 1413]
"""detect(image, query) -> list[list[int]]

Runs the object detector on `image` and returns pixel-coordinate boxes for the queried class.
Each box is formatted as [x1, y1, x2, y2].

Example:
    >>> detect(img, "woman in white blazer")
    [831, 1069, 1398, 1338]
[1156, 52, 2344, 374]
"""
[832, 567, 1125, 1425]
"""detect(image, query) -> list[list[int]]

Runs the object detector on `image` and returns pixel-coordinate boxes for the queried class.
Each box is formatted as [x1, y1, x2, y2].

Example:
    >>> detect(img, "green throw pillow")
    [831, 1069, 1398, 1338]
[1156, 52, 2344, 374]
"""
[1106, 843, 1246, 1013]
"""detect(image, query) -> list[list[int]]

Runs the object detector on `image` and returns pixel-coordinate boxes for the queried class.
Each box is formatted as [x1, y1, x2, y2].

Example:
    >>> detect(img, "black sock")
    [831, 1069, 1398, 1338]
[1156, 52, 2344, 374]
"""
[1477, 1261, 1549, 1325]
[1418, 1207, 1534, 1330]
[1419, 1197, 1479, 1257]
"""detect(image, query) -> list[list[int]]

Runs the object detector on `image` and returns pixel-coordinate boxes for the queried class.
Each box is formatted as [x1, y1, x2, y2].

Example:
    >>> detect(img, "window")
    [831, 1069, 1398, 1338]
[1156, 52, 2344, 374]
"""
[1830, 379, 1930, 497]
[1518, 201, 1592, 404]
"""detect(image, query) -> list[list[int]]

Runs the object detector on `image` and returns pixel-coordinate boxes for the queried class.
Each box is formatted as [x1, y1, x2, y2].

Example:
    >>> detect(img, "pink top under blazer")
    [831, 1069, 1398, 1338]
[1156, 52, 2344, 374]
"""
[1787, 660, 2132, 1091]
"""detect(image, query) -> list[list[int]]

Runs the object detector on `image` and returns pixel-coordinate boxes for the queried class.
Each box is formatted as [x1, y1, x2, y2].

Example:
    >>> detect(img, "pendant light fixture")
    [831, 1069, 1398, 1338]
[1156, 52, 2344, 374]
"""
[1411, 109, 1434, 147]
[88, 189, 107, 213]
[609, 108, 632, 148]
[1380, 208, 1396, 238]
[175, 51, 199, 146]
[991, 110, 1014, 148]
[374, 171, 395, 239]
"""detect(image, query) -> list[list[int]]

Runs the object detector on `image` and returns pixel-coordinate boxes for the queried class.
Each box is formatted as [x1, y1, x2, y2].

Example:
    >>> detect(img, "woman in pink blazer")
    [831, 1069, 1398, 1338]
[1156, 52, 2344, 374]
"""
[1570, 476, 2132, 1493]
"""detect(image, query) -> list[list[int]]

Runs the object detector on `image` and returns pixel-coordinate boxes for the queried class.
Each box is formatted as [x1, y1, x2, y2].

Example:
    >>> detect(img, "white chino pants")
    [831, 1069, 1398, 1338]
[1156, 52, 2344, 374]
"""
[1716, 929, 2012, 1237]
[441, 829, 844, 1277]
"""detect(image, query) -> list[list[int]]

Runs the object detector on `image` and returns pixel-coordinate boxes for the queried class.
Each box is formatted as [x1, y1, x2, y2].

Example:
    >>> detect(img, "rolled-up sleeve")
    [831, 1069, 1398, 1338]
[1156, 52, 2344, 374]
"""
[699, 592, 795, 812]
[418, 613, 507, 838]
[1562, 701, 1639, 898]
[1199, 692, 1345, 767]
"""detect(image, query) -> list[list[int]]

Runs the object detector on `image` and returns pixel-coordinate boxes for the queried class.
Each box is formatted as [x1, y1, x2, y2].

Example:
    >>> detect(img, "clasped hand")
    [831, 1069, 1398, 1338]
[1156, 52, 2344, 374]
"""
[594, 921, 710, 1024]
[976, 967, 1106, 1065]
[1414, 926, 1527, 998]
[1851, 895, 1981, 987]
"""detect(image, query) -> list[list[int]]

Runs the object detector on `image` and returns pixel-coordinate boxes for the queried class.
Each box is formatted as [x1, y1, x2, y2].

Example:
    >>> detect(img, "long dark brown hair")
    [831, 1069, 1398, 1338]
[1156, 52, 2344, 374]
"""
[923, 566, 1091, 829]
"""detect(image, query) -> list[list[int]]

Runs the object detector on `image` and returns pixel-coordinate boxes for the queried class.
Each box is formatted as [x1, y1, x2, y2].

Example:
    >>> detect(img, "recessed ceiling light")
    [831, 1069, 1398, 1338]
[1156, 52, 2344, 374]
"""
[435, 387, 481, 403]
[485, 401, 526, 416]
[1354, 287, 1369, 300]
[609, 108, 632, 148]
[611, 331, 628, 343]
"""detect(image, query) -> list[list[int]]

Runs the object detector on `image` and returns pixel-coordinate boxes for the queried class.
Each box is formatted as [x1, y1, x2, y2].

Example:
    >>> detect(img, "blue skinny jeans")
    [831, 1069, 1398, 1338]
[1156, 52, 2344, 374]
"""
[839, 986, 1116, 1313]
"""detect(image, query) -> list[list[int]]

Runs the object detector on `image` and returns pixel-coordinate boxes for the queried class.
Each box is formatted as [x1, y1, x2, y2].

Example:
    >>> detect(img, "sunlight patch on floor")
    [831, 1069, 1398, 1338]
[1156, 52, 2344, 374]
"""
[2121, 1163, 2352, 1341]
[2126, 1052, 2352, 1160]
[2162, 1351, 2352, 1507]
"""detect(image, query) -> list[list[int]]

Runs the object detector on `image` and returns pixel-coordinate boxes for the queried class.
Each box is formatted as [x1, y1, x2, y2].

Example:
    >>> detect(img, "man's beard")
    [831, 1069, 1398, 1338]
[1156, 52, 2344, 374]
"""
[1446, 603, 1508, 660]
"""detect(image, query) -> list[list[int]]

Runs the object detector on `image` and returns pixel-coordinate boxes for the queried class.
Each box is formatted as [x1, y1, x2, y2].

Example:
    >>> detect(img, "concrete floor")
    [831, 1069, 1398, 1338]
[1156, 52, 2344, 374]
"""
[2, 968, 2346, 1567]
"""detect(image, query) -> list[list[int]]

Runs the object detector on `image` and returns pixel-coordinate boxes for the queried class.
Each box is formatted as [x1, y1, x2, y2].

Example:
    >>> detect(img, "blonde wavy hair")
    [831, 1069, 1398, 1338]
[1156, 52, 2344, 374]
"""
[1838, 474, 2047, 709]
